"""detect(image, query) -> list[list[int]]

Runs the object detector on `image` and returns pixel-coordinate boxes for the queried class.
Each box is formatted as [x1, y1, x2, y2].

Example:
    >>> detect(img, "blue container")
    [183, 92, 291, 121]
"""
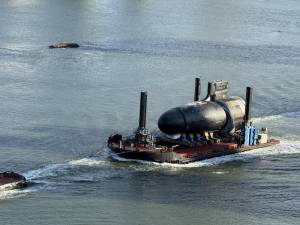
[249, 127, 258, 145]
[244, 127, 250, 145]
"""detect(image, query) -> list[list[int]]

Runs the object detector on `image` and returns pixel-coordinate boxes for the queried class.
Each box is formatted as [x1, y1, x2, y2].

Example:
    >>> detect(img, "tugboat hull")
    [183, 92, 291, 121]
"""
[0, 172, 27, 191]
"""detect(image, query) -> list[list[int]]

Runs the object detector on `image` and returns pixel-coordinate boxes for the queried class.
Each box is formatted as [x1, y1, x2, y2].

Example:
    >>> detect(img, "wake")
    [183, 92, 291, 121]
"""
[3, 111, 298, 199]
[3, 141, 299, 200]
[252, 111, 300, 123]
[24, 158, 109, 180]
[0, 188, 33, 200]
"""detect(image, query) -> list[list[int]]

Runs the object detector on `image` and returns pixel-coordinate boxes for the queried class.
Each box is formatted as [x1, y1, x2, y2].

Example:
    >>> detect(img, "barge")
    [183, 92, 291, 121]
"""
[108, 78, 280, 164]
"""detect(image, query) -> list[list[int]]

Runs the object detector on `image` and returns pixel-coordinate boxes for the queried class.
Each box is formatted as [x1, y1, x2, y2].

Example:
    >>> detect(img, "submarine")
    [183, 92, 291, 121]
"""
[0, 171, 26, 191]
[108, 78, 280, 164]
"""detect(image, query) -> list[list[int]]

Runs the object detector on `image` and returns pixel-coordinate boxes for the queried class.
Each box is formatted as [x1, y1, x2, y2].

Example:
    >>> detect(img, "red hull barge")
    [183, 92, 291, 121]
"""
[108, 79, 280, 164]
[108, 137, 279, 164]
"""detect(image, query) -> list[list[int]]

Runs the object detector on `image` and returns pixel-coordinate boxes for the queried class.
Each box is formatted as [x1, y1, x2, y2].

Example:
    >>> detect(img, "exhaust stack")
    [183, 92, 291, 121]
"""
[138, 91, 147, 129]
[244, 87, 253, 126]
[202, 82, 213, 101]
[194, 77, 201, 101]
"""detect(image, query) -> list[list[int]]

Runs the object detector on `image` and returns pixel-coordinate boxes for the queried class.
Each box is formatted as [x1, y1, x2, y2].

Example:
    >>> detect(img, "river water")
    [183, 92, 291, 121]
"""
[0, 0, 299, 224]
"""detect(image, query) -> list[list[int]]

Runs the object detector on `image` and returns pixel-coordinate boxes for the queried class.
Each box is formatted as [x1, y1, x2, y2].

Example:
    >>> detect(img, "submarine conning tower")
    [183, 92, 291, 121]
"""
[158, 79, 246, 136]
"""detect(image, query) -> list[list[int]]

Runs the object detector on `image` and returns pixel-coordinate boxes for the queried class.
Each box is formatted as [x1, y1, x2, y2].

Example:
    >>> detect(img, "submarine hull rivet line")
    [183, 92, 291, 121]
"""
[108, 78, 280, 164]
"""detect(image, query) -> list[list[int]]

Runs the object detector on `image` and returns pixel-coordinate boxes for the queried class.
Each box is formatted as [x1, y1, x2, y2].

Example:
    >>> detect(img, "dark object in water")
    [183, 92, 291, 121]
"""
[0, 171, 27, 191]
[108, 78, 280, 164]
[49, 42, 79, 49]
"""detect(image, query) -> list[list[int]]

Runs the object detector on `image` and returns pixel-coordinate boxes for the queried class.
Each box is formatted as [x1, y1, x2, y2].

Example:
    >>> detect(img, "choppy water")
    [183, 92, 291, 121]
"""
[0, 1, 300, 225]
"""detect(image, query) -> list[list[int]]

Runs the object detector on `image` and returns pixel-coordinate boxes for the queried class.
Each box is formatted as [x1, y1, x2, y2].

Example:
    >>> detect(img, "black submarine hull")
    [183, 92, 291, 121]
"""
[158, 101, 228, 135]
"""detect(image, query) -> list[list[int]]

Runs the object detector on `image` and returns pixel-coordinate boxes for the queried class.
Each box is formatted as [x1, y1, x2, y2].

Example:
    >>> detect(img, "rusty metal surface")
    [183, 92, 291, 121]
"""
[108, 138, 280, 163]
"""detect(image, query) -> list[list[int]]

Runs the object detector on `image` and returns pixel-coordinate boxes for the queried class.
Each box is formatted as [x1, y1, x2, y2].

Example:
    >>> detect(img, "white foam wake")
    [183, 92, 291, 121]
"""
[68, 158, 109, 167]
[24, 163, 68, 180]
[253, 111, 300, 123]
[23, 158, 109, 180]
[1, 159, 109, 200]
[0, 188, 35, 200]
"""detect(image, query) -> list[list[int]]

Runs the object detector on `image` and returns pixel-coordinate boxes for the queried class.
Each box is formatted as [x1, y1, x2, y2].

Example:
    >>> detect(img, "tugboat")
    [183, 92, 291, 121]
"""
[0, 171, 27, 191]
[108, 78, 280, 164]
